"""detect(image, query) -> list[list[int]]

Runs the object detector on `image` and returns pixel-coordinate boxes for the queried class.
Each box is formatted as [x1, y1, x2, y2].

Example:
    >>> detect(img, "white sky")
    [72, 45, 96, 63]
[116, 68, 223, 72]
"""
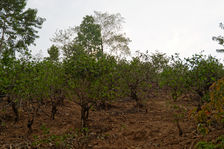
[27, 0, 224, 60]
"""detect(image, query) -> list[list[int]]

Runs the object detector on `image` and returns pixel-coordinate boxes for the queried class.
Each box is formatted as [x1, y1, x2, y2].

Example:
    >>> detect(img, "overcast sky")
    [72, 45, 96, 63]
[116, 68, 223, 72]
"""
[27, 0, 224, 60]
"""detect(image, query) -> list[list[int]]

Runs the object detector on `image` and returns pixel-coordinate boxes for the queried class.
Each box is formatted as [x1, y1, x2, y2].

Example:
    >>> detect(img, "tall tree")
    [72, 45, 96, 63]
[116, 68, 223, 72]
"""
[52, 11, 131, 58]
[0, 0, 45, 57]
[212, 23, 224, 52]
[75, 15, 103, 56]
[93, 11, 131, 55]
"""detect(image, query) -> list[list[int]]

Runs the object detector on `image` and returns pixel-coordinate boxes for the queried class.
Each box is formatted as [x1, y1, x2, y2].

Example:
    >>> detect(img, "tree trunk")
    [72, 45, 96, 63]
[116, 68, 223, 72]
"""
[80, 102, 92, 136]
[81, 105, 89, 128]
[51, 98, 58, 120]
[7, 98, 19, 123]
[130, 87, 142, 109]
[12, 101, 19, 123]
[176, 119, 183, 136]
[27, 116, 34, 134]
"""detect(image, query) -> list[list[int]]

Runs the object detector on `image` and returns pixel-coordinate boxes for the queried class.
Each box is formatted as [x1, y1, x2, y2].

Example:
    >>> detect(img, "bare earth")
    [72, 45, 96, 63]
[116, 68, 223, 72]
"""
[0, 92, 223, 149]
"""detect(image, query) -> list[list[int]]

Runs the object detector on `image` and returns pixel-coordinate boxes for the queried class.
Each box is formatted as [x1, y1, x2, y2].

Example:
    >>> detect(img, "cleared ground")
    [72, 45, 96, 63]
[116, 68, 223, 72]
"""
[0, 91, 223, 148]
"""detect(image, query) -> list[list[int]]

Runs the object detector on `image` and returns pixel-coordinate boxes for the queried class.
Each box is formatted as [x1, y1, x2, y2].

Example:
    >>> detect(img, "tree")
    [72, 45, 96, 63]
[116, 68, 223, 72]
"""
[92, 54, 119, 110]
[0, 0, 45, 57]
[64, 46, 120, 128]
[64, 48, 99, 128]
[186, 54, 224, 102]
[47, 45, 60, 61]
[212, 23, 224, 52]
[119, 56, 152, 109]
[51, 27, 75, 59]
[141, 51, 169, 91]
[52, 11, 131, 58]
[75, 15, 102, 56]
[93, 11, 131, 55]
[160, 54, 189, 101]
[39, 60, 65, 120]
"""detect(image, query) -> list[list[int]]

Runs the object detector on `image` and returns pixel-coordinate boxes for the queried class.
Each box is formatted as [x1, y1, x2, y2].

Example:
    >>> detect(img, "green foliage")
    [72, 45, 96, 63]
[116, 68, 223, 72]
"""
[0, 1, 45, 122]
[40, 60, 65, 98]
[51, 27, 77, 59]
[47, 45, 60, 61]
[196, 135, 224, 149]
[0, 51, 65, 123]
[136, 51, 169, 85]
[160, 54, 188, 101]
[52, 11, 131, 59]
[32, 127, 75, 148]
[0, 57, 31, 102]
[92, 55, 120, 107]
[64, 46, 120, 127]
[186, 54, 224, 101]
[64, 47, 97, 127]
[40, 124, 50, 135]
[197, 123, 209, 135]
[118, 55, 153, 107]
[75, 15, 103, 56]
[65, 47, 118, 102]
[0, 0, 45, 56]
[150, 51, 169, 75]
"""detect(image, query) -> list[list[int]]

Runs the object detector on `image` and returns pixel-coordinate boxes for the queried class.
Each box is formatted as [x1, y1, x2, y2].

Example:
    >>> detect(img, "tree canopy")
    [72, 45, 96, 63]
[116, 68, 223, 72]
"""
[75, 15, 103, 57]
[0, 0, 45, 57]
[47, 45, 60, 61]
[52, 11, 131, 58]
[93, 11, 131, 55]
